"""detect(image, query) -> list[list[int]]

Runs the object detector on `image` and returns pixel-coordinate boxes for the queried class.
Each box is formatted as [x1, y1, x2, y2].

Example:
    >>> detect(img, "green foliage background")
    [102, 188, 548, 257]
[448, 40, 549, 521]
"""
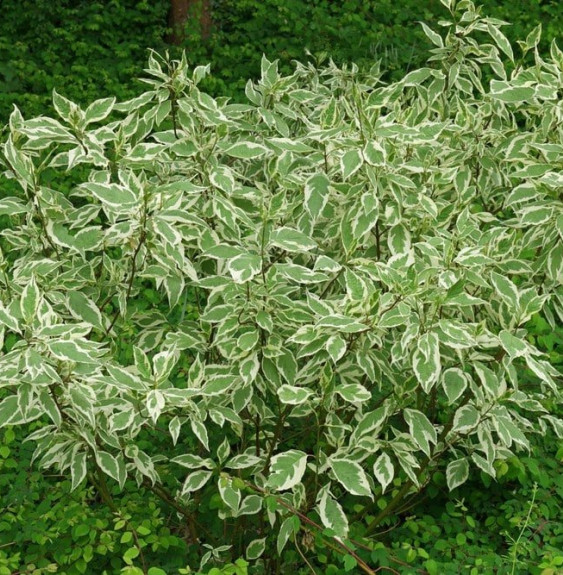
[1, 0, 563, 118]
[0, 1, 562, 574]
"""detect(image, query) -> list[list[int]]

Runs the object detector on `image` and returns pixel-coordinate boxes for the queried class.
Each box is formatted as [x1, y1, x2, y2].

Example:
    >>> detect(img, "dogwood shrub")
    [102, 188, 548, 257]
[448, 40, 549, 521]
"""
[0, 1, 561, 571]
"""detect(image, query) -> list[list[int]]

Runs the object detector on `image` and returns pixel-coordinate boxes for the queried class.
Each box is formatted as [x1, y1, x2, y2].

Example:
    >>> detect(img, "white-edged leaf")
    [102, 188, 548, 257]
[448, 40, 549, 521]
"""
[96, 451, 122, 484]
[223, 141, 269, 159]
[487, 23, 514, 61]
[146, 389, 165, 424]
[336, 383, 371, 403]
[452, 405, 480, 434]
[330, 458, 372, 498]
[474, 362, 501, 398]
[340, 149, 363, 180]
[270, 227, 317, 252]
[71, 451, 88, 491]
[304, 173, 330, 220]
[267, 450, 308, 491]
[238, 494, 262, 516]
[404, 409, 437, 457]
[373, 452, 394, 493]
[326, 335, 347, 363]
[181, 470, 213, 494]
[20, 276, 40, 323]
[48, 340, 99, 364]
[85, 96, 116, 124]
[318, 488, 349, 539]
[67, 291, 105, 330]
[446, 458, 469, 490]
[246, 537, 266, 560]
[218, 475, 241, 512]
[277, 516, 298, 555]
[412, 332, 441, 393]
[442, 368, 469, 404]
[82, 182, 137, 207]
[228, 253, 262, 284]
[277, 385, 313, 405]
[420, 22, 443, 47]
[490, 81, 535, 103]
[490, 271, 519, 310]
[191, 419, 209, 450]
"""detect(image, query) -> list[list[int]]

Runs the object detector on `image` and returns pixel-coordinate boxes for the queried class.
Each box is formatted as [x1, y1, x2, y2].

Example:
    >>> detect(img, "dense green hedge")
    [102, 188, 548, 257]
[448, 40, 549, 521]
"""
[2, 0, 562, 119]
[0, 0, 170, 119]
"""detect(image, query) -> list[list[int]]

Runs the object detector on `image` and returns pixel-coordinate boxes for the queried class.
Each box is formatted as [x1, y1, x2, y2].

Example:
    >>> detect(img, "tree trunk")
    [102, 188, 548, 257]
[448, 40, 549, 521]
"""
[200, 0, 212, 41]
[166, 0, 212, 46]
[167, 0, 189, 45]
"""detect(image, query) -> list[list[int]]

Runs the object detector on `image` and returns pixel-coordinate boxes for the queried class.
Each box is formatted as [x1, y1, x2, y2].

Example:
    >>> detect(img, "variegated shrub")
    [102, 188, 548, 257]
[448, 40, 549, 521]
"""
[0, 1, 561, 571]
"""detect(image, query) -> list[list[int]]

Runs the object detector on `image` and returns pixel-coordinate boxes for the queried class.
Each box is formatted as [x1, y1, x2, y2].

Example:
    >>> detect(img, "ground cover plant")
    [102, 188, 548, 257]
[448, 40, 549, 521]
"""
[0, 0, 562, 573]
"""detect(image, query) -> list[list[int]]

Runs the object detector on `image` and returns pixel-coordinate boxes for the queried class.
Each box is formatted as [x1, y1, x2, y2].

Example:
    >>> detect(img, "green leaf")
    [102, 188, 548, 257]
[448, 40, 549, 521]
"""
[267, 450, 308, 491]
[330, 458, 372, 498]
[123, 546, 140, 565]
[446, 458, 469, 490]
